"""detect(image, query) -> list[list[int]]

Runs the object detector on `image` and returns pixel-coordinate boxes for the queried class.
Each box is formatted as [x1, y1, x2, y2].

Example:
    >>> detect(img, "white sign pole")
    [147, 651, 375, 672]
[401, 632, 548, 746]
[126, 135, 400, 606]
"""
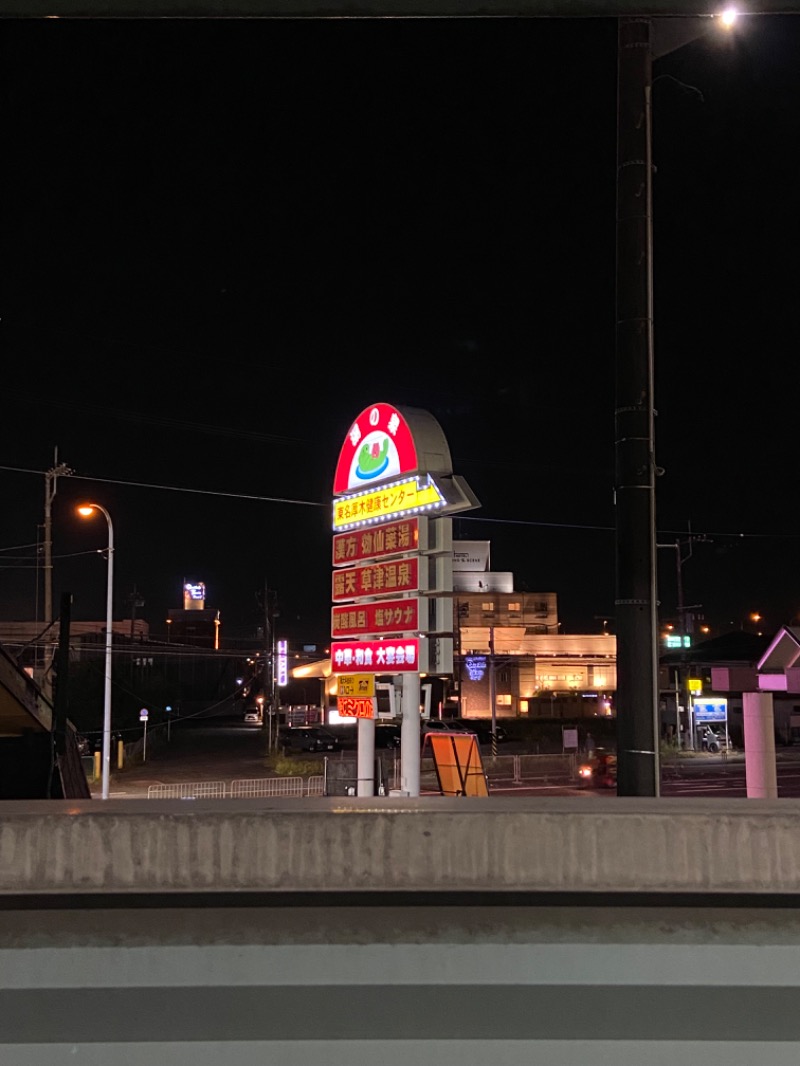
[400, 672, 421, 797]
[140, 708, 148, 763]
[357, 717, 376, 796]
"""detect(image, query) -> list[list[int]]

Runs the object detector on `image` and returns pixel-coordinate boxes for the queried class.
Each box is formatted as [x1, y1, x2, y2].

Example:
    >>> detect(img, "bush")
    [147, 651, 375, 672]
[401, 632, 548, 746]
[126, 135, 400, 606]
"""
[500, 716, 618, 753]
[267, 753, 322, 777]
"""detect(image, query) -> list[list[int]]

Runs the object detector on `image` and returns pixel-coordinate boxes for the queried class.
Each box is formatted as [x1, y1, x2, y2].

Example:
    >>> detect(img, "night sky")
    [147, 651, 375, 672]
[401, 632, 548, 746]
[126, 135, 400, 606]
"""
[2, 11, 799, 646]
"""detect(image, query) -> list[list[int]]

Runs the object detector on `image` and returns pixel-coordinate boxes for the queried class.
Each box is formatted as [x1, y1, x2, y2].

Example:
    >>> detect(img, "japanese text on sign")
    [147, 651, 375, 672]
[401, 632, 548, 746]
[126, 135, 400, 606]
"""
[331, 638, 420, 674]
[332, 517, 419, 567]
[332, 597, 420, 638]
[332, 476, 445, 532]
[337, 697, 376, 719]
[338, 674, 375, 697]
[332, 557, 420, 602]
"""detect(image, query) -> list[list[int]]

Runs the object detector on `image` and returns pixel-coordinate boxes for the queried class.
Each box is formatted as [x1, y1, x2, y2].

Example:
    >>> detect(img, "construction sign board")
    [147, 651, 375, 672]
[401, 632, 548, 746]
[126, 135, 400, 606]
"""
[424, 732, 489, 797]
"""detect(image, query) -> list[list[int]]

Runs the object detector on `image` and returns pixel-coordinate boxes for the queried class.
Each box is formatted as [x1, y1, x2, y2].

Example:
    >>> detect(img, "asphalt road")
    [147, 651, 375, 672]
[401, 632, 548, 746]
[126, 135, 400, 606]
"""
[659, 750, 800, 799]
[96, 719, 800, 800]
[100, 720, 278, 798]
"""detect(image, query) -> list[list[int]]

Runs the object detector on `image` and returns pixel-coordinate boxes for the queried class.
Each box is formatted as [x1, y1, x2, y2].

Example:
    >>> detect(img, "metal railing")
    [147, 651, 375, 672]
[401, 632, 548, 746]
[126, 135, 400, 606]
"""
[147, 776, 323, 799]
[146, 781, 228, 800]
[418, 752, 577, 791]
[143, 757, 578, 800]
[230, 777, 305, 798]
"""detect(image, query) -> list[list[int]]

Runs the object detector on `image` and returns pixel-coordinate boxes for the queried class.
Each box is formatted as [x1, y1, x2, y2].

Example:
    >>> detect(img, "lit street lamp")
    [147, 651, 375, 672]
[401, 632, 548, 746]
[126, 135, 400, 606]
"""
[77, 502, 114, 800]
[615, 10, 740, 796]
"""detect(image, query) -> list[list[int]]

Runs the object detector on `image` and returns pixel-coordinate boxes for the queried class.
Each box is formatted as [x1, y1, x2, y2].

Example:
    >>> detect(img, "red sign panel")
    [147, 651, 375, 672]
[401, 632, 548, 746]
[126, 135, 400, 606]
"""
[332, 518, 419, 568]
[337, 697, 375, 719]
[332, 557, 420, 602]
[332, 597, 420, 638]
[331, 638, 421, 674]
[333, 403, 419, 496]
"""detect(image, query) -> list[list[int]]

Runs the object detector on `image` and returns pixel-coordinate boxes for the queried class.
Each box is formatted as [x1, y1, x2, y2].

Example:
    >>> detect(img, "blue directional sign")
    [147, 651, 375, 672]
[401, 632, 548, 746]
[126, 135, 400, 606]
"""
[693, 698, 727, 723]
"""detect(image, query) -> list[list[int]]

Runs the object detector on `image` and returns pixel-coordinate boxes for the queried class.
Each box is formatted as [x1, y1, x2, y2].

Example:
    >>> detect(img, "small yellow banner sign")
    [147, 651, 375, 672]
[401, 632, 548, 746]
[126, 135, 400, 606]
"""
[337, 674, 375, 697]
[332, 476, 446, 531]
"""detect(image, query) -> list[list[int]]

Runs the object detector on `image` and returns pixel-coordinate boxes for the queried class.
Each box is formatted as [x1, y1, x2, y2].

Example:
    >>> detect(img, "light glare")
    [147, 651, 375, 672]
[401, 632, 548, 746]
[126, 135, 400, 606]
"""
[719, 6, 739, 27]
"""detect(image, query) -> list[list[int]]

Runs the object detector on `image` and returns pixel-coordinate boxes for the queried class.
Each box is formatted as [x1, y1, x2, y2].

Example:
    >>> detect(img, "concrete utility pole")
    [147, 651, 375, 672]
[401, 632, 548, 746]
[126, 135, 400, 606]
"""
[127, 585, 145, 640]
[42, 449, 73, 703]
[657, 525, 711, 748]
[614, 16, 660, 797]
[615, 16, 724, 794]
[261, 581, 278, 748]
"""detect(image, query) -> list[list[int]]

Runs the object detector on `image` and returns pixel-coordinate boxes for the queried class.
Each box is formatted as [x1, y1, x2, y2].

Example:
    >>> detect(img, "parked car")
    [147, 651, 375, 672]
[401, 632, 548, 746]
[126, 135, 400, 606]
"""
[449, 718, 508, 744]
[243, 712, 261, 726]
[282, 726, 341, 754]
[374, 723, 402, 749]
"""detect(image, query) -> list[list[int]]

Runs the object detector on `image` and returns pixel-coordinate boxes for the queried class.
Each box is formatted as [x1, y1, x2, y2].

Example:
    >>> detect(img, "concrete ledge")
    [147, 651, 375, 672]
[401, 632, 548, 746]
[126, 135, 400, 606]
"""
[2, 795, 800, 900]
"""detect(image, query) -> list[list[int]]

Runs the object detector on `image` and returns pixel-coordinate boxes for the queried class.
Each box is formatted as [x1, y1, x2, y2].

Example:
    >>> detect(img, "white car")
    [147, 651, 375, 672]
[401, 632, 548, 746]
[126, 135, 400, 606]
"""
[243, 712, 261, 726]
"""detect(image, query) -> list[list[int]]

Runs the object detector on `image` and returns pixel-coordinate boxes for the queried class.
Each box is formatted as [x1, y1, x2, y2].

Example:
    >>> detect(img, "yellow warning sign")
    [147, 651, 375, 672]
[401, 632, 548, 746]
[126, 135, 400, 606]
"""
[337, 674, 375, 698]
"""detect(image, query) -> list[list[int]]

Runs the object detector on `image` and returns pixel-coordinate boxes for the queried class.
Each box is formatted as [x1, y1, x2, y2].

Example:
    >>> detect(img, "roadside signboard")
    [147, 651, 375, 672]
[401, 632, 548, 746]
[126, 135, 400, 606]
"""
[331, 637, 423, 674]
[332, 517, 422, 567]
[332, 557, 422, 601]
[332, 475, 446, 531]
[693, 697, 727, 723]
[562, 727, 578, 750]
[332, 597, 420, 639]
[338, 674, 375, 698]
[337, 696, 376, 719]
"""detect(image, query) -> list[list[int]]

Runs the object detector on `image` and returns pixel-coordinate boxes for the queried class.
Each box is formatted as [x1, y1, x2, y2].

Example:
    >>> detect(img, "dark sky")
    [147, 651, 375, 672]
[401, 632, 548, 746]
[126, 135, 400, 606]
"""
[2, 12, 799, 645]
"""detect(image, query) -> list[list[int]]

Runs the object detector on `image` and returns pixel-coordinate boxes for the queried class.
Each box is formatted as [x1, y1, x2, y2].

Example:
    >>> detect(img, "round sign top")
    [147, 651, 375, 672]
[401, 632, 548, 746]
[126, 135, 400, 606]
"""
[332, 402, 452, 497]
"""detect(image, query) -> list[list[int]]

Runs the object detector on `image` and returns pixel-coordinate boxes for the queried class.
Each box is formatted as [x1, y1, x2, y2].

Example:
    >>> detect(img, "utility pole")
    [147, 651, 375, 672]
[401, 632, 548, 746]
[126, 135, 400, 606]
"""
[42, 449, 73, 703]
[489, 625, 498, 759]
[615, 16, 659, 797]
[127, 584, 145, 640]
[657, 526, 711, 749]
[261, 581, 279, 749]
[454, 599, 467, 717]
[615, 15, 729, 793]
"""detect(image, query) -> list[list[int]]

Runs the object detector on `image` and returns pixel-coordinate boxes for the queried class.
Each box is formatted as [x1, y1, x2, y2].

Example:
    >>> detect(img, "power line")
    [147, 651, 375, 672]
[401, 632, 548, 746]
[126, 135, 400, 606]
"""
[3, 462, 800, 541]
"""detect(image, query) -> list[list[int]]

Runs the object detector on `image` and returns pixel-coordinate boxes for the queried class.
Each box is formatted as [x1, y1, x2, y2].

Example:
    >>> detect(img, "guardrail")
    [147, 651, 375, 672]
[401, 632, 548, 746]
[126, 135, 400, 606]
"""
[515, 753, 578, 784]
[143, 757, 577, 800]
[147, 776, 324, 799]
[422, 753, 578, 788]
[146, 781, 228, 799]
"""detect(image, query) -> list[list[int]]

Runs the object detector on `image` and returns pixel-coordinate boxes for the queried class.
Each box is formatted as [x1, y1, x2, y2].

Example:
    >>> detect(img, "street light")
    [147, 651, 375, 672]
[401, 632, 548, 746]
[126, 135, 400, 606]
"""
[615, 11, 740, 796]
[77, 502, 114, 800]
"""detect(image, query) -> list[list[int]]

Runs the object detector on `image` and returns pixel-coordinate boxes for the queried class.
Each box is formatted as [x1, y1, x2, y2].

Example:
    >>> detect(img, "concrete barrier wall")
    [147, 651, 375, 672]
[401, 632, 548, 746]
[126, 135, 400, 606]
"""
[3, 797, 800, 1064]
[3, 795, 800, 898]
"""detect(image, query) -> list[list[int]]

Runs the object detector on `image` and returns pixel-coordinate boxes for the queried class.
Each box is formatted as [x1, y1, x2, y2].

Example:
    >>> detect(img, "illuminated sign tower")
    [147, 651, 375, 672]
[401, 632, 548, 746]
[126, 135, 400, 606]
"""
[331, 402, 479, 796]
